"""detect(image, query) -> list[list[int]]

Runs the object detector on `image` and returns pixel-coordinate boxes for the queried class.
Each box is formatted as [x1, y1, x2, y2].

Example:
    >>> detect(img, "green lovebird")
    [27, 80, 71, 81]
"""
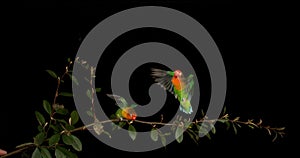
[107, 94, 137, 120]
[151, 68, 194, 114]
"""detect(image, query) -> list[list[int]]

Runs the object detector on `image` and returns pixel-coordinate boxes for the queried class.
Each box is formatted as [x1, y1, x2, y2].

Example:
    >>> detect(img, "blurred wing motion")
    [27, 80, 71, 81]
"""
[151, 68, 194, 114]
[151, 68, 174, 93]
[107, 94, 137, 120]
[106, 94, 128, 108]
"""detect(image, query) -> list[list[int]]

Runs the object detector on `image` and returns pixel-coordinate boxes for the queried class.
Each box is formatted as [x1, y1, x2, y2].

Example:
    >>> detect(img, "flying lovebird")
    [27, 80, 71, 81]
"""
[107, 94, 137, 120]
[151, 68, 194, 114]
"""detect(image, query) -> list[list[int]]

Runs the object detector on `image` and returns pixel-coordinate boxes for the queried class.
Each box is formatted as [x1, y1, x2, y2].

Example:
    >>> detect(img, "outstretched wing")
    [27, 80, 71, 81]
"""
[151, 68, 174, 94]
[106, 94, 128, 108]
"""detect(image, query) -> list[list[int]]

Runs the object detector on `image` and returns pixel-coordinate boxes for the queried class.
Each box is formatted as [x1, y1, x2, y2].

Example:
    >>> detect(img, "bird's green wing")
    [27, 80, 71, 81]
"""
[182, 74, 194, 100]
[151, 68, 174, 94]
[106, 94, 128, 108]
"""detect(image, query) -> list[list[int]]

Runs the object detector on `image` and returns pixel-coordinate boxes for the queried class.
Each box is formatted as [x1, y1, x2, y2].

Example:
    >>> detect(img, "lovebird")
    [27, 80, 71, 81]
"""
[107, 94, 137, 120]
[151, 68, 194, 114]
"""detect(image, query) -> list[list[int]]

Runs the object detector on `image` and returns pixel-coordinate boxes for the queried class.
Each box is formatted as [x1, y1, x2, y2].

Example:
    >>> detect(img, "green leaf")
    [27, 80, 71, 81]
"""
[56, 108, 68, 115]
[49, 134, 60, 146]
[150, 128, 159, 141]
[103, 131, 112, 138]
[160, 135, 167, 147]
[59, 92, 73, 97]
[86, 89, 92, 100]
[67, 58, 71, 62]
[225, 121, 231, 130]
[62, 134, 82, 151]
[118, 122, 126, 129]
[196, 124, 201, 131]
[175, 126, 184, 143]
[222, 106, 227, 115]
[201, 109, 205, 117]
[34, 132, 45, 146]
[197, 124, 208, 136]
[248, 125, 255, 129]
[217, 119, 226, 123]
[67, 73, 79, 86]
[35, 111, 45, 126]
[50, 124, 60, 132]
[199, 122, 208, 128]
[70, 111, 79, 125]
[43, 100, 52, 115]
[128, 125, 137, 141]
[31, 147, 41, 158]
[55, 148, 66, 158]
[37, 125, 43, 132]
[211, 124, 216, 134]
[62, 134, 74, 146]
[233, 123, 238, 135]
[95, 88, 101, 93]
[163, 132, 171, 136]
[40, 147, 52, 158]
[183, 120, 192, 128]
[187, 129, 199, 144]
[70, 135, 82, 151]
[52, 104, 64, 110]
[55, 146, 77, 158]
[72, 75, 79, 86]
[57, 119, 68, 125]
[45, 70, 57, 79]
[206, 133, 211, 140]
[111, 123, 118, 131]
[86, 110, 94, 118]
[110, 114, 116, 119]
[65, 124, 75, 131]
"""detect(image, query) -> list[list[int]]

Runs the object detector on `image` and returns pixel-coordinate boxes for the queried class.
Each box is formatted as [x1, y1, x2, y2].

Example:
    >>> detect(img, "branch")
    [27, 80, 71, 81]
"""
[0, 144, 35, 158]
[63, 113, 285, 140]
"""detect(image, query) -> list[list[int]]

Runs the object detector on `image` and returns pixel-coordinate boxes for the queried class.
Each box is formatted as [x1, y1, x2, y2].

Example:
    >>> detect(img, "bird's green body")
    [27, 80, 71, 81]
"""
[151, 69, 194, 114]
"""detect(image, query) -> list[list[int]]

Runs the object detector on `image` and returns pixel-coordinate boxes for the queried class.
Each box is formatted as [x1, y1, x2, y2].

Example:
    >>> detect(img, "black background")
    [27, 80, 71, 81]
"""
[1, 0, 294, 157]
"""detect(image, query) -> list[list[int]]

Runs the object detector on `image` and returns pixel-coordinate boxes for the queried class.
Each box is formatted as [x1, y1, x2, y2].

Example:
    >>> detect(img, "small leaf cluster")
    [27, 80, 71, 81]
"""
[28, 59, 82, 158]
[33, 105, 81, 158]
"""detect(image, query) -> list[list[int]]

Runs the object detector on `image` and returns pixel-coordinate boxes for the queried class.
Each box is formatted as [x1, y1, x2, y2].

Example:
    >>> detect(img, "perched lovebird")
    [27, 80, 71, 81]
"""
[151, 68, 194, 114]
[107, 94, 137, 120]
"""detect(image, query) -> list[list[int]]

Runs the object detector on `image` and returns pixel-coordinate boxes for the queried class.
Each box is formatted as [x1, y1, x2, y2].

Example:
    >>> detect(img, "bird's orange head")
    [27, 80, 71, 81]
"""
[122, 107, 137, 120]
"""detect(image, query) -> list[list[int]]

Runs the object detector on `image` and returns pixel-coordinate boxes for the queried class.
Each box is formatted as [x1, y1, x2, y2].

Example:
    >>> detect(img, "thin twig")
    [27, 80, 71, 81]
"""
[0, 145, 35, 158]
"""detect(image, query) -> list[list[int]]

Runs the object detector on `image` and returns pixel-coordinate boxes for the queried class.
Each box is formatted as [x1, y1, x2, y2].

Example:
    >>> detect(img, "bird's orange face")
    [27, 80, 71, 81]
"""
[125, 113, 137, 120]
[122, 107, 137, 120]
[130, 114, 137, 120]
